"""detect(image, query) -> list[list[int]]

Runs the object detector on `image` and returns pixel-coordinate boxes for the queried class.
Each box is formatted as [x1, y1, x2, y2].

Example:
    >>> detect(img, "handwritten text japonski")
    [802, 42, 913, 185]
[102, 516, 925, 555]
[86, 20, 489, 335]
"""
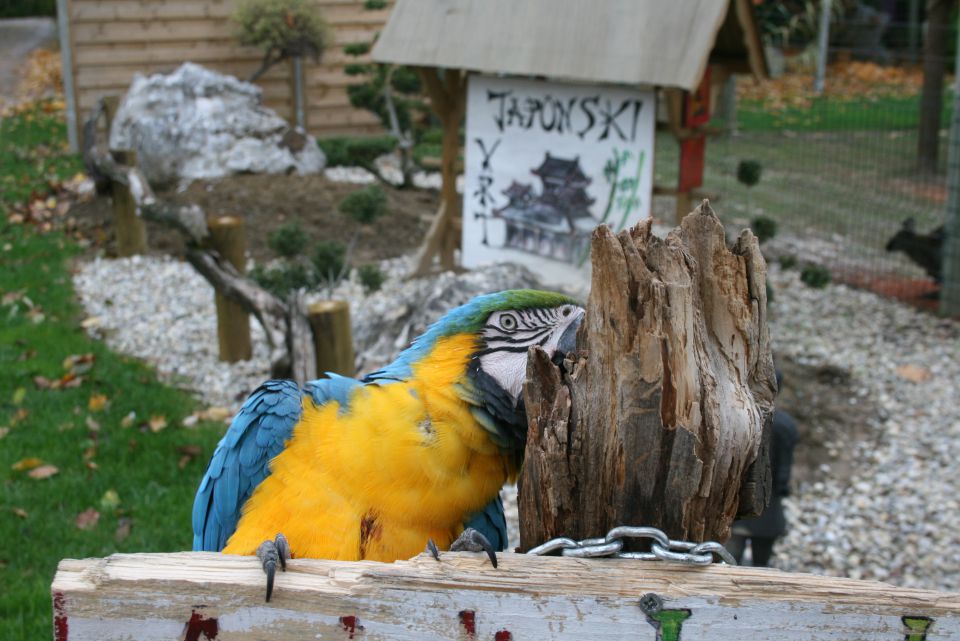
[486, 90, 646, 143]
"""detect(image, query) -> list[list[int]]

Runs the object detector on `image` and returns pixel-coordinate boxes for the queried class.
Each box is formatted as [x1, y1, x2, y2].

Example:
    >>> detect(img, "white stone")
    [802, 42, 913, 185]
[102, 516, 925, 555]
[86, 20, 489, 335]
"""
[109, 63, 326, 186]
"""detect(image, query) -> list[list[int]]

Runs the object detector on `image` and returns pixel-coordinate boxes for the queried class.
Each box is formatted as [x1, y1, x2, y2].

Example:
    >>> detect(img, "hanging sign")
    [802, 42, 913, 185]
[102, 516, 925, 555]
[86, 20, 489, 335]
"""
[462, 75, 655, 284]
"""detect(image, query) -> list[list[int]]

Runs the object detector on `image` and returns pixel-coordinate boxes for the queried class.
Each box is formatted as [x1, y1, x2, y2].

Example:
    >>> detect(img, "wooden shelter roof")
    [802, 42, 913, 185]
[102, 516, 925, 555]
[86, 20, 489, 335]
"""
[372, 0, 767, 91]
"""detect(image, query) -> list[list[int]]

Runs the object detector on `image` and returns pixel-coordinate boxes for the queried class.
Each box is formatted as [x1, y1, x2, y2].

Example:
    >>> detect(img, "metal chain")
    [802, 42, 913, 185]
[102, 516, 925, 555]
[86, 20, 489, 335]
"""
[526, 525, 737, 565]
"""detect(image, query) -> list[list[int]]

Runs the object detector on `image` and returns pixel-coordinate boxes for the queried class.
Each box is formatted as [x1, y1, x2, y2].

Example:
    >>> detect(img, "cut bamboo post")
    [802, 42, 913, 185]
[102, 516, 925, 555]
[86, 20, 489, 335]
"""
[51, 551, 960, 640]
[208, 216, 252, 362]
[308, 300, 355, 376]
[108, 149, 147, 257]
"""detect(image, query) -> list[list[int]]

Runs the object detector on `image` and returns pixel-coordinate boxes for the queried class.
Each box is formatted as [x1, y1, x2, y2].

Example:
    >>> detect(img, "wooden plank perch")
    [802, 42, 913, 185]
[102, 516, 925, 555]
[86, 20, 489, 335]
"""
[520, 201, 776, 548]
[52, 551, 960, 640]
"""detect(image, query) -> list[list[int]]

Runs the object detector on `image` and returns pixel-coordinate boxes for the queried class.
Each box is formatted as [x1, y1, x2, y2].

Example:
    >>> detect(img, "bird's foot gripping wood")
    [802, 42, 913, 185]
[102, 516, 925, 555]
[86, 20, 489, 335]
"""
[426, 528, 498, 568]
[256, 533, 290, 602]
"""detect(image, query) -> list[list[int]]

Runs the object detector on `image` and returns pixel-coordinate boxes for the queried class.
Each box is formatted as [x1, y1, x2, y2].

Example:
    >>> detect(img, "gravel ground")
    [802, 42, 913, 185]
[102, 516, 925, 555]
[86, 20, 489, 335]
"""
[74, 251, 960, 589]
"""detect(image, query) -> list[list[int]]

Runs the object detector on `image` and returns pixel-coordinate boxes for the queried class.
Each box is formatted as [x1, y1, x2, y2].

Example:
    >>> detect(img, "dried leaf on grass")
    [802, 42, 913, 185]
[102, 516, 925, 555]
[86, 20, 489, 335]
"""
[75, 508, 100, 531]
[115, 517, 132, 542]
[148, 415, 168, 433]
[28, 464, 59, 479]
[11, 457, 43, 471]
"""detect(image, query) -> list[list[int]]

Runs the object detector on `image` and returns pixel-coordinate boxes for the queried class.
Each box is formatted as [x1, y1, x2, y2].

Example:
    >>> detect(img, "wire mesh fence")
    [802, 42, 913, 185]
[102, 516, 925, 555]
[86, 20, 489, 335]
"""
[655, 12, 955, 309]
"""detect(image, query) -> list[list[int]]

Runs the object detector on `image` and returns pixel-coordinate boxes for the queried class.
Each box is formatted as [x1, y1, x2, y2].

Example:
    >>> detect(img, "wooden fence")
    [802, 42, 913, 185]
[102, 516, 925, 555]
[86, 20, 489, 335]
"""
[63, 0, 389, 142]
[53, 551, 960, 640]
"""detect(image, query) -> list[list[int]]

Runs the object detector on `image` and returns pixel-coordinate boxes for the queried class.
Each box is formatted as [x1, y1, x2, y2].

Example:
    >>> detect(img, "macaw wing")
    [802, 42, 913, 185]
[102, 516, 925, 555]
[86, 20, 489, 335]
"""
[464, 492, 509, 552]
[191, 380, 303, 552]
[192, 375, 364, 552]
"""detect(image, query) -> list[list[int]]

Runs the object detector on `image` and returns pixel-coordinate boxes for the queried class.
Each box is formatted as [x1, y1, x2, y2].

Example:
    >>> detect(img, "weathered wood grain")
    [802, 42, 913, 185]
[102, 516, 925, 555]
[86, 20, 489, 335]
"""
[52, 551, 960, 640]
[520, 203, 777, 549]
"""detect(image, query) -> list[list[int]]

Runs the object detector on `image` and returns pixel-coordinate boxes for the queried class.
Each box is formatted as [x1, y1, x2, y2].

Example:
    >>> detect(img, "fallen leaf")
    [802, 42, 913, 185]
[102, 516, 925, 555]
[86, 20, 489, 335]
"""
[57, 422, 74, 432]
[12, 507, 28, 519]
[182, 414, 199, 429]
[148, 415, 168, 433]
[80, 317, 101, 330]
[11, 408, 29, 424]
[17, 349, 37, 361]
[0, 427, 9, 439]
[12, 387, 26, 405]
[75, 508, 100, 530]
[120, 412, 135, 428]
[85, 415, 101, 431]
[1, 290, 24, 306]
[895, 364, 932, 383]
[32, 375, 51, 389]
[100, 489, 121, 511]
[28, 464, 59, 479]
[88, 393, 108, 412]
[115, 517, 132, 542]
[85, 460, 99, 471]
[11, 457, 42, 471]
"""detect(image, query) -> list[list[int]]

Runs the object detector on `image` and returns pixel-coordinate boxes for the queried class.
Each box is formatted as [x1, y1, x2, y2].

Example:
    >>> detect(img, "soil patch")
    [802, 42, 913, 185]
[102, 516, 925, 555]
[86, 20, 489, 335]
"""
[776, 356, 882, 487]
[71, 173, 439, 263]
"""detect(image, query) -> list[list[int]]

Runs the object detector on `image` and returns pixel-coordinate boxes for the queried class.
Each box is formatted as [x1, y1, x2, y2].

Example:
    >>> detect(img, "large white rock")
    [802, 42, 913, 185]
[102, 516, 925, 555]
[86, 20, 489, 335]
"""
[109, 62, 326, 186]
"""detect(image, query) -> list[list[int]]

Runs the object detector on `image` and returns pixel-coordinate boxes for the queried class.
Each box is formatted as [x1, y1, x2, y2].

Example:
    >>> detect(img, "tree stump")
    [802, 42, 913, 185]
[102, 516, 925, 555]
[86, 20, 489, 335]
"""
[519, 201, 776, 550]
[308, 300, 355, 377]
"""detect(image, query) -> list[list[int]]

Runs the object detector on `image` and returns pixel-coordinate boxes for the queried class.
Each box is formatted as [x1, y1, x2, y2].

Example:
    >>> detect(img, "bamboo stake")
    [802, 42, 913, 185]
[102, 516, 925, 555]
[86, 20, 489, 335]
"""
[208, 216, 252, 362]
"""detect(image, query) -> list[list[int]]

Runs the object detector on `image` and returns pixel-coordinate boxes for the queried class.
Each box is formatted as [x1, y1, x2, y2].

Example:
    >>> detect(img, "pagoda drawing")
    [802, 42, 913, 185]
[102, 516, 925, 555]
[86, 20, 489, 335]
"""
[492, 153, 597, 262]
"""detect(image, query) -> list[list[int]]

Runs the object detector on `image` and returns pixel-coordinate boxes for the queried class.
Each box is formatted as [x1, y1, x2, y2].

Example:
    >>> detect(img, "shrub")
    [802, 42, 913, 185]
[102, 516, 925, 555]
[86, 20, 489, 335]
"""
[318, 135, 397, 168]
[737, 160, 763, 187]
[250, 262, 313, 296]
[800, 264, 831, 289]
[339, 186, 387, 225]
[358, 264, 387, 293]
[779, 254, 797, 270]
[267, 222, 308, 258]
[750, 216, 778, 244]
[311, 240, 346, 280]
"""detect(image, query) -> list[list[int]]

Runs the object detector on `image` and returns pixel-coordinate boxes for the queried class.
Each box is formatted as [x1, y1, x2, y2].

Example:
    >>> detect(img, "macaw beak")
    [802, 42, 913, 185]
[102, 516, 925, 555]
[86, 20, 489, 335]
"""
[552, 311, 582, 366]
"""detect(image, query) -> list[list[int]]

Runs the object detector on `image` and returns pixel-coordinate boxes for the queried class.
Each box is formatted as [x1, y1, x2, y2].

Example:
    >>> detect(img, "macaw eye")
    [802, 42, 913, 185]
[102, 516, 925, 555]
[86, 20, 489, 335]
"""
[499, 313, 518, 331]
[561, 306, 572, 317]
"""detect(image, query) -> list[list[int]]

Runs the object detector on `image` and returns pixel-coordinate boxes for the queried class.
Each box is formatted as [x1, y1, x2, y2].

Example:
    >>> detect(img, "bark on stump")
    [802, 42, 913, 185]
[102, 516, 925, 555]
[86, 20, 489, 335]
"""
[519, 201, 776, 550]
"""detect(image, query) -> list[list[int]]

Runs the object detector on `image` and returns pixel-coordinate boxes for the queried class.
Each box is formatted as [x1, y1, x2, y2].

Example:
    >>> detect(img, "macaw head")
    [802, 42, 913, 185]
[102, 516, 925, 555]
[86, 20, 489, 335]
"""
[365, 289, 585, 451]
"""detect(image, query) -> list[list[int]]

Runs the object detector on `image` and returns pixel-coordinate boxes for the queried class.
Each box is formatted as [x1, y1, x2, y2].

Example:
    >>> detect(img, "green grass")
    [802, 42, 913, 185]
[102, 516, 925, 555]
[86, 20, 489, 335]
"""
[731, 92, 954, 133]
[0, 107, 223, 641]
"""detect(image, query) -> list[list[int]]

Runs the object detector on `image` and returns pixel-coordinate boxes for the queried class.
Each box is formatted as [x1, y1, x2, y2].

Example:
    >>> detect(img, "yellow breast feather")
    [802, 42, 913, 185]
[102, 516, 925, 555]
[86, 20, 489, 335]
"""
[222, 334, 513, 562]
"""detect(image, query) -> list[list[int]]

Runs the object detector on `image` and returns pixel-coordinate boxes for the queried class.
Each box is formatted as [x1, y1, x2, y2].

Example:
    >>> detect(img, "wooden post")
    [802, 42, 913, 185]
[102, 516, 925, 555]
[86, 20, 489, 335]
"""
[208, 217, 252, 362]
[520, 202, 776, 549]
[308, 300, 354, 376]
[108, 150, 147, 257]
[674, 189, 692, 226]
[52, 551, 960, 640]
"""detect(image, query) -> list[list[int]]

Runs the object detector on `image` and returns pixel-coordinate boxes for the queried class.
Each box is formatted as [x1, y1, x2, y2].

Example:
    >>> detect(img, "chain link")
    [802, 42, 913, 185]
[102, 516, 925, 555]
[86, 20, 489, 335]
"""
[526, 525, 737, 565]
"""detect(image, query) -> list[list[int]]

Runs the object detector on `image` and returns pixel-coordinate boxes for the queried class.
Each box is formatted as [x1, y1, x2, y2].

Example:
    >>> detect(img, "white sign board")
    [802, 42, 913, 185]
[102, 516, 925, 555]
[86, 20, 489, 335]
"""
[462, 75, 655, 285]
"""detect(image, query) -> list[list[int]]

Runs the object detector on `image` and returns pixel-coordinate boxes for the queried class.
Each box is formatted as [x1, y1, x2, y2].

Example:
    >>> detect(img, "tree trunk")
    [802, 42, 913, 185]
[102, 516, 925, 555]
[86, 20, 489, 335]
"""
[918, 0, 954, 172]
[519, 202, 777, 550]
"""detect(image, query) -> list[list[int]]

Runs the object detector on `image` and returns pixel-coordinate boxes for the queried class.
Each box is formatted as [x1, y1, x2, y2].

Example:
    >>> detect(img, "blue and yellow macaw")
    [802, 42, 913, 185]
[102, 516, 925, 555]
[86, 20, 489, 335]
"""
[192, 289, 584, 600]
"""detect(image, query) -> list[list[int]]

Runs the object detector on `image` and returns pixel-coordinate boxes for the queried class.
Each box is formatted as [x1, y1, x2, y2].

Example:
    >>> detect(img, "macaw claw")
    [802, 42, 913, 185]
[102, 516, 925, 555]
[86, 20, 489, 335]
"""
[450, 527, 498, 568]
[426, 538, 441, 561]
[256, 533, 290, 602]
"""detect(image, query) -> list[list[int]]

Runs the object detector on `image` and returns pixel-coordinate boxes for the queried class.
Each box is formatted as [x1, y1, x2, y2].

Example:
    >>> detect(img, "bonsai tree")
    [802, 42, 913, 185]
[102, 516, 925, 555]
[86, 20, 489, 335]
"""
[341, 1, 429, 186]
[233, 0, 330, 82]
